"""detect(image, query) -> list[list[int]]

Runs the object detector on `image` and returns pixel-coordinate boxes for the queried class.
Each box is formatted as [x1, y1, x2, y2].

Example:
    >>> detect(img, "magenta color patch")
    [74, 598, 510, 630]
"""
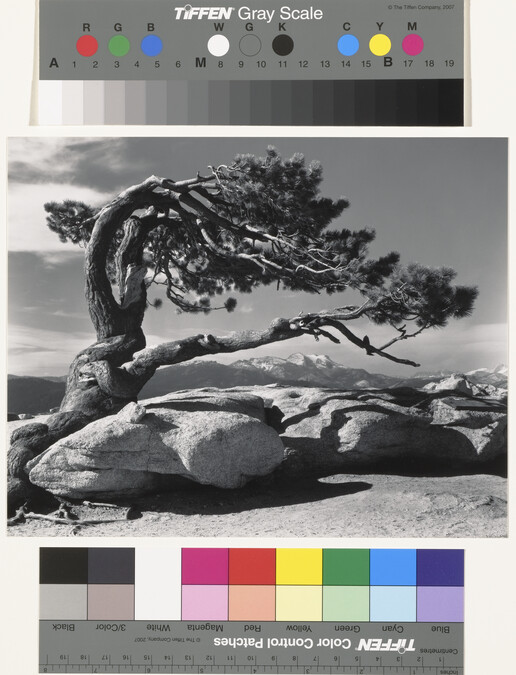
[402, 34, 424, 56]
[182, 585, 228, 620]
[417, 587, 464, 622]
[181, 548, 229, 585]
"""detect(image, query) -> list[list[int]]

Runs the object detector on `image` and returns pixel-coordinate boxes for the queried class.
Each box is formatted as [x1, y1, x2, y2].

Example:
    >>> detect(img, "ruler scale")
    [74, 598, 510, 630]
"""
[39, 548, 464, 674]
[40, 620, 464, 674]
[37, 0, 465, 126]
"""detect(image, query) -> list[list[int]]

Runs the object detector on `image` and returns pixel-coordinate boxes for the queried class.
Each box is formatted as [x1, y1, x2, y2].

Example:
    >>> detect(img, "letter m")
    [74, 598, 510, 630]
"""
[195, 57, 207, 67]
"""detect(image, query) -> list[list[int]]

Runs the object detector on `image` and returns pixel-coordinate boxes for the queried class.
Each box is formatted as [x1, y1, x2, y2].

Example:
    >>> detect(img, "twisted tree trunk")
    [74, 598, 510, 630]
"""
[58, 183, 160, 418]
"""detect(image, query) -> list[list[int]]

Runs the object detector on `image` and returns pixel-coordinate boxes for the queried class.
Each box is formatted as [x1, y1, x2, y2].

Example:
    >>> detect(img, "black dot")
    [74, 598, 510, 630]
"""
[272, 35, 294, 56]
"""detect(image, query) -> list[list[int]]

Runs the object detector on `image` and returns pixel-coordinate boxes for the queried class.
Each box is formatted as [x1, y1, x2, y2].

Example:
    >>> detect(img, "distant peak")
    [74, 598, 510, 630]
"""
[466, 364, 508, 377]
[287, 353, 336, 367]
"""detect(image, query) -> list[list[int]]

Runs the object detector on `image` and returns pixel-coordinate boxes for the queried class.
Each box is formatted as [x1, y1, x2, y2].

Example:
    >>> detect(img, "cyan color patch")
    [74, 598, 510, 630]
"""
[337, 34, 360, 56]
[370, 586, 417, 622]
[370, 549, 417, 585]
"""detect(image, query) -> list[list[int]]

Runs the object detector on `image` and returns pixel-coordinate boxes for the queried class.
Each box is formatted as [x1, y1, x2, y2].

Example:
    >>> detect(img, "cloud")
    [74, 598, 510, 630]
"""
[48, 310, 89, 319]
[8, 324, 94, 377]
[38, 251, 85, 268]
[7, 137, 179, 195]
[8, 138, 129, 187]
[8, 182, 113, 252]
[8, 138, 84, 183]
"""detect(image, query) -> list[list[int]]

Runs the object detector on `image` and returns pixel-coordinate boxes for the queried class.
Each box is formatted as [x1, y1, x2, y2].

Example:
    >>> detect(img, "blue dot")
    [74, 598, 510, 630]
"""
[337, 34, 359, 57]
[141, 35, 163, 56]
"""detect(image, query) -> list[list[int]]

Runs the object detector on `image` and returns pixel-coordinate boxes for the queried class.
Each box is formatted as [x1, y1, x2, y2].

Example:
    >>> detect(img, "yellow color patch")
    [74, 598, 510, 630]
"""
[276, 586, 323, 621]
[276, 549, 322, 585]
[369, 34, 392, 56]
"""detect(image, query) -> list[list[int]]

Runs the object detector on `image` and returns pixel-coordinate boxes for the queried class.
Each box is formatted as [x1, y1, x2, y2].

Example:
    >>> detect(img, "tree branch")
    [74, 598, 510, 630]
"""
[322, 319, 420, 367]
[378, 323, 428, 351]
[125, 308, 421, 379]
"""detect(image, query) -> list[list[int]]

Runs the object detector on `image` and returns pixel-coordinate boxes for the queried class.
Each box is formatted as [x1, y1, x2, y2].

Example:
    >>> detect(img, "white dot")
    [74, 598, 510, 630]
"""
[207, 34, 230, 57]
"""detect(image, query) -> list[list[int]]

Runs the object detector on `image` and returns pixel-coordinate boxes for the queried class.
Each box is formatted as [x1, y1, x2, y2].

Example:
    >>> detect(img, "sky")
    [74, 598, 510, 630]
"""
[8, 137, 508, 377]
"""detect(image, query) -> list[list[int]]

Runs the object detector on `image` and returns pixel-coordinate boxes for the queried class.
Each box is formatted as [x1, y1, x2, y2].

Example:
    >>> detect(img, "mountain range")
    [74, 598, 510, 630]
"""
[7, 353, 508, 415]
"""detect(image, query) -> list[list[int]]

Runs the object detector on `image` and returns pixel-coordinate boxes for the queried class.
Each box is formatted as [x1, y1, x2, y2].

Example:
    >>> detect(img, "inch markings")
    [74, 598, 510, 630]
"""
[40, 621, 463, 674]
[39, 668, 463, 674]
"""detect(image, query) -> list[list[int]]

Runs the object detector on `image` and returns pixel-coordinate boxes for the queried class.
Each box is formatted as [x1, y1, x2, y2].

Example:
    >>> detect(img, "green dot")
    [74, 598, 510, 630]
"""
[109, 35, 130, 57]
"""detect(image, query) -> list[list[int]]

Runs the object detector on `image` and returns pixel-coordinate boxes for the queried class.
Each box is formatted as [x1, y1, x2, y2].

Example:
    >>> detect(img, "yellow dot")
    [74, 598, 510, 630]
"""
[369, 33, 392, 56]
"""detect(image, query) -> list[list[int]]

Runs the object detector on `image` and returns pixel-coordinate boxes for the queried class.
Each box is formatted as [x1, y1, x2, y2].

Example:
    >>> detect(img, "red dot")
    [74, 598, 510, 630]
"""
[76, 35, 98, 57]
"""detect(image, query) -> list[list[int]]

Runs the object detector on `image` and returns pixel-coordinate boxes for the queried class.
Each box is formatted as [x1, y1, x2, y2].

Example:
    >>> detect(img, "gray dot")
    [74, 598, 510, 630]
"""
[239, 34, 262, 57]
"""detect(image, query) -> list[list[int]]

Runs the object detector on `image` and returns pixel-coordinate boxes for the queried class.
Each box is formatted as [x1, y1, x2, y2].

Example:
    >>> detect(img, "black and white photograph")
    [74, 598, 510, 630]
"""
[7, 137, 507, 537]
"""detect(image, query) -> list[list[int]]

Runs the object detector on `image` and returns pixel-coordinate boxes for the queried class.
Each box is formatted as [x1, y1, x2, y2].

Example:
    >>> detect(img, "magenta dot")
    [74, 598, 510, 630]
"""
[402, 34, 424, 56]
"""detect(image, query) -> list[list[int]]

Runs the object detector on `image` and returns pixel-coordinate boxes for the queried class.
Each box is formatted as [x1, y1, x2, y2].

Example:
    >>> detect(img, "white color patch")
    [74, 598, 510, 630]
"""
[207, 34, 230, 57]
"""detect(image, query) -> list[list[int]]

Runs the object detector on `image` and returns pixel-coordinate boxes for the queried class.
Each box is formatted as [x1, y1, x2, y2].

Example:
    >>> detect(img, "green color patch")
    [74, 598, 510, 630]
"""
[323, 549, 370, 585]
[322, 586, 370, 621]
[109, 35, 131, 57]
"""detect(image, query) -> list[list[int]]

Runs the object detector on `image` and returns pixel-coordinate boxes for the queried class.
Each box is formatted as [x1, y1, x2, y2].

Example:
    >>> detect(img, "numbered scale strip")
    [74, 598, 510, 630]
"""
[40, 622, 463, 674]
[38, 668, 463, 674]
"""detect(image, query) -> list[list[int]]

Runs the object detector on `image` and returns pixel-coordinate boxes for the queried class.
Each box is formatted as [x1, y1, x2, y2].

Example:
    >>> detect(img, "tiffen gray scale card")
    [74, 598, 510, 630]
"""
[37, 0, 465, 125]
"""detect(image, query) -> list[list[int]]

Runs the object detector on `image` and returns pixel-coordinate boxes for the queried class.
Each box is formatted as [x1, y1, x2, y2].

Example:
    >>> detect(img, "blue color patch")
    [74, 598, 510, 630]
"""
[417, 549, 464, 586]
[141, 35, 163, 57]
[337, 34, 360, 57]
[370, 586, 417, 621]
[370, 549, 417, 585]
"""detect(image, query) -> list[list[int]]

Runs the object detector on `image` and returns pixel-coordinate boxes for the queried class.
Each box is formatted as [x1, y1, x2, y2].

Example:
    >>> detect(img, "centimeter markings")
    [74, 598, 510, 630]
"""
[40, 620, 463, 674]
[39, 655, 461, 674]
[39, 668, 463, 674]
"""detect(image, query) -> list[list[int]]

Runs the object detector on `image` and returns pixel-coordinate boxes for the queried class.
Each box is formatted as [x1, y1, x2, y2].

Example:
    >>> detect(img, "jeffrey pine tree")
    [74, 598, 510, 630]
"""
[8, 148, 477, 510]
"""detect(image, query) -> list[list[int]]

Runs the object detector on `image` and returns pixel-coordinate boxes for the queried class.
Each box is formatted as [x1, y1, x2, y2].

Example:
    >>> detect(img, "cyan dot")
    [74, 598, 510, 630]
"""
[338, 34, 359, 57]
[141, 35, 163, 57]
